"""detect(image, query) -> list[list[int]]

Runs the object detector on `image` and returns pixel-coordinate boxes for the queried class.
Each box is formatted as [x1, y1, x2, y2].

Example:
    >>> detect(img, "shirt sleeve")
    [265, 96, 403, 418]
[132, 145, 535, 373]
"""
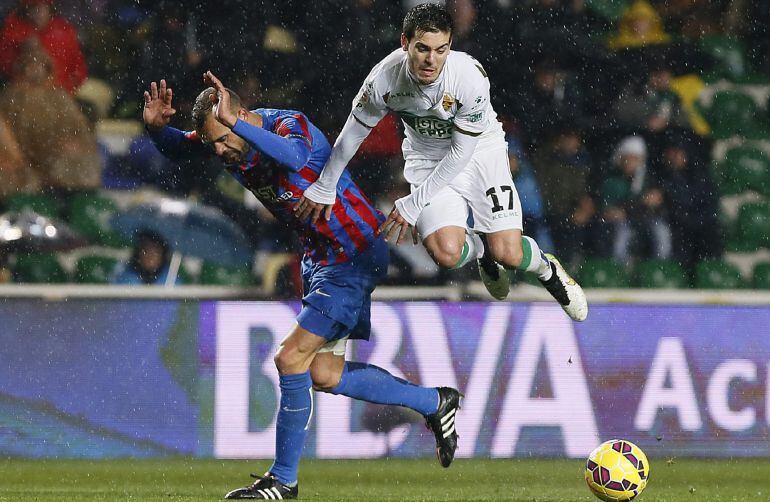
[452, 58, 491, 135]
[302, 113, 372, 204]
[147, 125, 209, 160]
[231, 113, 312, 171]
[350, 65, 389, 128]
[395, 128, 479, 225]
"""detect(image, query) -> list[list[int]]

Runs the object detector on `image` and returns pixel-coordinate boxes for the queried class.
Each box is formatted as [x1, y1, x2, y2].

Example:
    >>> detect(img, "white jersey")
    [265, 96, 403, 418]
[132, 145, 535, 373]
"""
[351, 48, 506, 185]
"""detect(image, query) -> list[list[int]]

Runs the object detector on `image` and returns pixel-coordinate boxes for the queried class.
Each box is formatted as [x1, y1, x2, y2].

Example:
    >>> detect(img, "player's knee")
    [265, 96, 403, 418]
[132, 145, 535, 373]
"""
[427, 239, 464, 269]
[273, 344, 305, 374]
[310, 364, 342, 392]
[488, 237, 522, 269]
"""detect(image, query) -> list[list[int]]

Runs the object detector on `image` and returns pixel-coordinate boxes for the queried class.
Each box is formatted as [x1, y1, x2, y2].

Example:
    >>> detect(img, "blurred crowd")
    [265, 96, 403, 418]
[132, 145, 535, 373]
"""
[0, 0, 769, 290]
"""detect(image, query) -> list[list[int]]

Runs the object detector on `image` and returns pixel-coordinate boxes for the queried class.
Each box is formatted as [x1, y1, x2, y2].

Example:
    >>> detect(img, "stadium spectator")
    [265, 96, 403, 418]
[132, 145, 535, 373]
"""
[651, 0, 738, 40]
[511, 57, 592, 147]
[0, 43, 101, 194]
[111, 229, 183, 285]
[131, 3, 203, 119]
[597, 135, 671, 265]
[606, 0, 670, 51]
[0, 0, 88, 93]
[514, 0, 607, 64]
[76, 2, 149, 117]
[655, 135, 721, 277]
[507, 135, 554, 254]
[531, 125, 596, 266]
[611, 61, 692, 134]
[0, 114, 29, 199]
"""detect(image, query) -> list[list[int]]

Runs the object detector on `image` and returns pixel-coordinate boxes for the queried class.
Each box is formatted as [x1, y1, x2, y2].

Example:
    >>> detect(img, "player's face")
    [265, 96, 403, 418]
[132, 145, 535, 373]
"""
[402, 30, 451, 85]
[200, 114, 249, 164]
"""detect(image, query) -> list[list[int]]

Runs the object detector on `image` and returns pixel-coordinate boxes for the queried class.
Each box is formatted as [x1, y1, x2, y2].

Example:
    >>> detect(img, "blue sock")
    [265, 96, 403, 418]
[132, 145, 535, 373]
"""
[330, 362, 439, 416]
[269, 371, 312, 486]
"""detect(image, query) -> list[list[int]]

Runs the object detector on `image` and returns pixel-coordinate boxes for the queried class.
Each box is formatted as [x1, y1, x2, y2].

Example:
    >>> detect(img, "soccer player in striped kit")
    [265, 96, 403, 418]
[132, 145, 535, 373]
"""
[143, 72, 460, 500]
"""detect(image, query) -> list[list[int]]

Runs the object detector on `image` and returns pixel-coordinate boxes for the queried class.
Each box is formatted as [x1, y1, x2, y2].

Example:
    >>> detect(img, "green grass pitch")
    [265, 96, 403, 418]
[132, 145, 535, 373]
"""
[0, 458, 767, 501]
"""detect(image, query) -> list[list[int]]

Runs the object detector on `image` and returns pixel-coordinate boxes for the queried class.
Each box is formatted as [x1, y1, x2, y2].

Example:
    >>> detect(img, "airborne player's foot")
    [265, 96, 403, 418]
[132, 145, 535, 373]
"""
[539, 253, 588, 321]
[477, 234, 509, 300]
[224, 473, 298, 500]
[424, 387, 462, 468]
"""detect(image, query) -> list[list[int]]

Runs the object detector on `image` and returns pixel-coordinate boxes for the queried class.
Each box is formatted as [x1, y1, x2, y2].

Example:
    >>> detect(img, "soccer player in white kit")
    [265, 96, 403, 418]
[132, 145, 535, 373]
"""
[296, 3, 587, 321]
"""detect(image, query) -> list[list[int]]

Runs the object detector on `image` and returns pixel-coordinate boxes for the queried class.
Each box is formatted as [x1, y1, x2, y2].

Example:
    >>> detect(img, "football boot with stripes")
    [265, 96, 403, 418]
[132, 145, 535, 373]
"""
[424, 387, 462, 468]
[224, 473, 297, 500]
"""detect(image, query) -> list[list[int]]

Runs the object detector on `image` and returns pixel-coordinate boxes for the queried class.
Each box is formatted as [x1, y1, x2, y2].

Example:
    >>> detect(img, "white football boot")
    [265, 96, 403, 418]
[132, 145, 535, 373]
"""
[539, 253, 588, 321]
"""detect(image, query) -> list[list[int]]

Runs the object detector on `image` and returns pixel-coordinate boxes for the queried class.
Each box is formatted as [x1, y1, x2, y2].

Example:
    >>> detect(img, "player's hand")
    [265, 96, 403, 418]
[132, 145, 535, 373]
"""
[143, 79, 176, 130]
[203, 70, 237, 128]
[378, 206, 417, 245]
[295, 195, 333, 223]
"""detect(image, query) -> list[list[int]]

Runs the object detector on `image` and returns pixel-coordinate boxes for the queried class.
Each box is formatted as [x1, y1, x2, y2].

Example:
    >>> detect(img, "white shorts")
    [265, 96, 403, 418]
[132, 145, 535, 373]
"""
[317, 336, 347, 356]
[408, 147, 523, 237]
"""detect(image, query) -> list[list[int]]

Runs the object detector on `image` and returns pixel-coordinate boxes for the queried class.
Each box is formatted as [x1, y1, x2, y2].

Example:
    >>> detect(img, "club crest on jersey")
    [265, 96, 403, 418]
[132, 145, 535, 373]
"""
[442, 93, 456, 112]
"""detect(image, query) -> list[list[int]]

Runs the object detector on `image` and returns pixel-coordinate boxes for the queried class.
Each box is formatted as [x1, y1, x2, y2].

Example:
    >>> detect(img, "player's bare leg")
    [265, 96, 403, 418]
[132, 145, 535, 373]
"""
[273, 324, 328, 375]
[308, 351, 345, 392]
[422, 225, 510, 300]
[485, 229, 588, 321]
[421, 225, 467, 268]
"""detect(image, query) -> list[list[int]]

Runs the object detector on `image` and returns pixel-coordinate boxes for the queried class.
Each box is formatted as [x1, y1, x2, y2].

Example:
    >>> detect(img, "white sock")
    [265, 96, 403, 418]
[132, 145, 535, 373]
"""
[450, 232, 484, 269]
[520, 235, 553, 281]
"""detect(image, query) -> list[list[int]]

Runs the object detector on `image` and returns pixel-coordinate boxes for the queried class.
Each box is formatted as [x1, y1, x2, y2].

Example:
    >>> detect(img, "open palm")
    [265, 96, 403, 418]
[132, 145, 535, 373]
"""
[203, 70, 237, 128]
[143, 79, 176, 130]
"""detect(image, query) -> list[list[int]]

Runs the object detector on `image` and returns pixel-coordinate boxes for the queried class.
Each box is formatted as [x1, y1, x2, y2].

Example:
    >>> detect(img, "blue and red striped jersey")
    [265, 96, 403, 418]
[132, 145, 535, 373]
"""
[149, 108, 385, 266]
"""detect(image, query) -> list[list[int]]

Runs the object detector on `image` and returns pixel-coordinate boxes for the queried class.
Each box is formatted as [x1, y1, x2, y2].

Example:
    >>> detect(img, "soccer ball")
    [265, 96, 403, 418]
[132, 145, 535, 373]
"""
[585, 439, 650, 501]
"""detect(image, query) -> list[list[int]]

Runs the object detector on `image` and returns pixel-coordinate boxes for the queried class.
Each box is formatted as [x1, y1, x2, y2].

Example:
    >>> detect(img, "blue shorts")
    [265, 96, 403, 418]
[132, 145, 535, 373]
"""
[296, 237, 389, 342]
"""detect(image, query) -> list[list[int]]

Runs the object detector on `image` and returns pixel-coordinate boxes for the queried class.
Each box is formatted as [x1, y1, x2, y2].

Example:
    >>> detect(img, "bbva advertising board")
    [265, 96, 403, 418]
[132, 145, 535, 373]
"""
[1, 300, 768, 458]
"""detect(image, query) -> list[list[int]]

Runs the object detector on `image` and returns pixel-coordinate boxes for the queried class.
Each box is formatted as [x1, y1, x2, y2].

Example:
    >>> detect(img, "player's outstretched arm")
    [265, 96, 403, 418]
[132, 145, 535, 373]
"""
[143, 79, 176, 130]
[143, 79, 208, 160]
[295, 113, 374, 223]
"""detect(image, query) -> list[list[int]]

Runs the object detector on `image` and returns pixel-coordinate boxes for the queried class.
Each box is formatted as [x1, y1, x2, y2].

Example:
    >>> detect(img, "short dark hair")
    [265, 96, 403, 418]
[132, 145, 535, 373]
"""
[191, 86, 242, 132]
[402, 3, 453, 40]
